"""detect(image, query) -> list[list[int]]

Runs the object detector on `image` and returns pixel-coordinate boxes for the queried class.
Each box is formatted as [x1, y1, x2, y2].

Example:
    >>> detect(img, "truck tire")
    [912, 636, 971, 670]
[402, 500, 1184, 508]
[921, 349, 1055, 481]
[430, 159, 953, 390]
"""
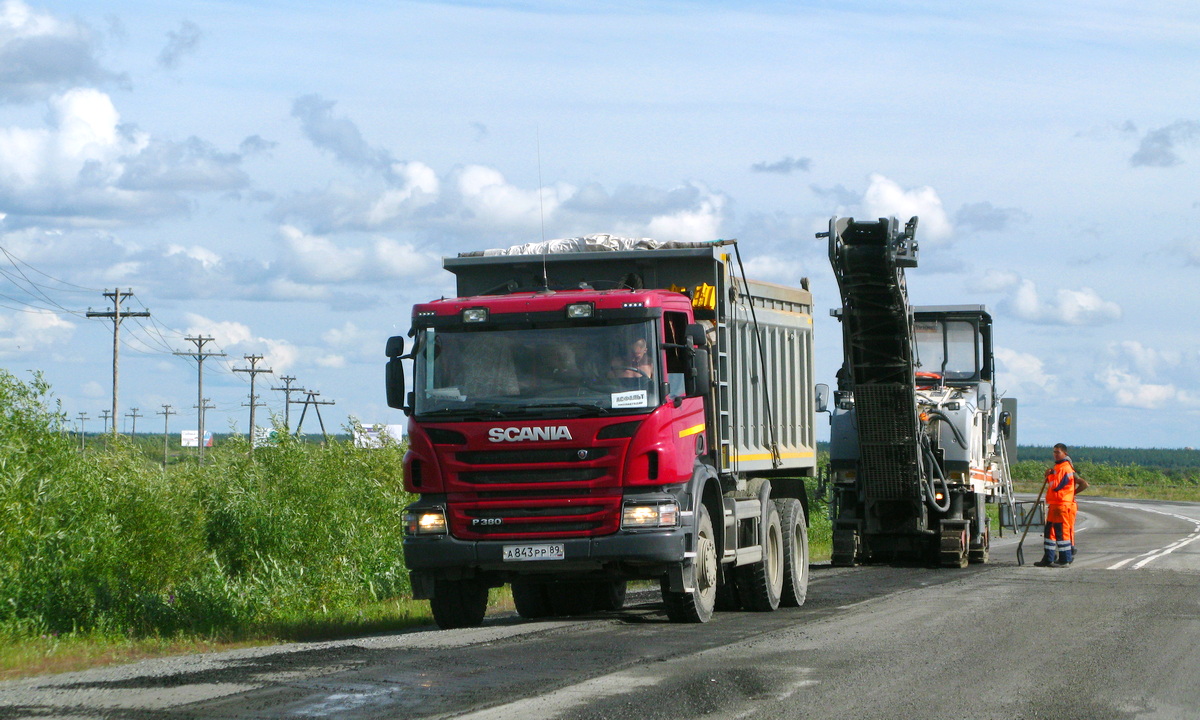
[593, 579, 627, 612]
[661, 504, 717, 623]
[430, 578, 488, 629]
[737, 501, 783, 612]
[512, 581, 555, 619]
[775, 498, 809, 607]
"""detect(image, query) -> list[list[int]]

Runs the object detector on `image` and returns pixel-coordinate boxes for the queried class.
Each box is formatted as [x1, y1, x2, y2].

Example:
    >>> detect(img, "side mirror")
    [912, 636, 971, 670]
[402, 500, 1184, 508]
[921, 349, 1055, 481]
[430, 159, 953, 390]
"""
[685, 347, 711, 398]
[385, 335, 408, 413]
[999, 410, 1012, 438]
[685, 323, 708, 349]
[815, 383, 830, 414]
[386, 359, 407, 412]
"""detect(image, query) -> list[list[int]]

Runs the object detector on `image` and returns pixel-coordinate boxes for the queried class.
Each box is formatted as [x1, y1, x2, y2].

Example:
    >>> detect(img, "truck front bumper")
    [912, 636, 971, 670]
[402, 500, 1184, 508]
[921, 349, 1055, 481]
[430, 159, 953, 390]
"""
[404, 524, 690, 599]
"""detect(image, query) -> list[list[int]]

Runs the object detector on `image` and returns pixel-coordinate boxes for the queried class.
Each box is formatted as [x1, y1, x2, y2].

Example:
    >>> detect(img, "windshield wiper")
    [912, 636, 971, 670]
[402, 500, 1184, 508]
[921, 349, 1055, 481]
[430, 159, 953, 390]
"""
[511, 402, 611, 417]
[416, 404, 511, 420]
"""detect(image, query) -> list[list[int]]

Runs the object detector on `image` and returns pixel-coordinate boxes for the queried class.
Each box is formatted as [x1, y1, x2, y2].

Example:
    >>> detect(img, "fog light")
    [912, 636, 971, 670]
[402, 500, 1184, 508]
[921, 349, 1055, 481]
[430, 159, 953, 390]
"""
[566, 302, 594, 319]
[405, 508, 447, 535]
[622, 501, 679, 529]
[462, 307, 489, 323]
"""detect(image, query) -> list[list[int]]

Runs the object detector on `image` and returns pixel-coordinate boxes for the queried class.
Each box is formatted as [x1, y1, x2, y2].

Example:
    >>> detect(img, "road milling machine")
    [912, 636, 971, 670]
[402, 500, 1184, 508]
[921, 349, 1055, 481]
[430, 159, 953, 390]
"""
[820, 216, 1017, 567]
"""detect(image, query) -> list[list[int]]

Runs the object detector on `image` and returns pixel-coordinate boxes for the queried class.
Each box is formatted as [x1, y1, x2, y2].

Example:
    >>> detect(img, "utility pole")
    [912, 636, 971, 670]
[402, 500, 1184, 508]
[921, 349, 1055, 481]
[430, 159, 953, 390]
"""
[98, 410, 112, 450]
[156, 404, 176, 466]
[233, 355, 273, 452]
[86, 289, 150, 434]
[271, 375, 305, 432]
[294, 390, 335, 443]
[174, 337, 225, 463]
[76, 412, 89, 451]
[193, 398, 215, 456]
[126, 407, 143, 436]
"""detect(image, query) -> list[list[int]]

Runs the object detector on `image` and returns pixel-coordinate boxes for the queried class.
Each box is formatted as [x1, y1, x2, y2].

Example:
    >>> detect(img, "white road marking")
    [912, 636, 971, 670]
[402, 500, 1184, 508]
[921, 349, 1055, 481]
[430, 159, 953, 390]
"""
[1088, 501, 1200, 570]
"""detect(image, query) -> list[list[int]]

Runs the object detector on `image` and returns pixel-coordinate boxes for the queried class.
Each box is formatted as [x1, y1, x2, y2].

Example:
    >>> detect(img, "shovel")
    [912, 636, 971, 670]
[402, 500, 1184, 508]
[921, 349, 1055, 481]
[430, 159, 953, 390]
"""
[1016, 478, 1049, 567]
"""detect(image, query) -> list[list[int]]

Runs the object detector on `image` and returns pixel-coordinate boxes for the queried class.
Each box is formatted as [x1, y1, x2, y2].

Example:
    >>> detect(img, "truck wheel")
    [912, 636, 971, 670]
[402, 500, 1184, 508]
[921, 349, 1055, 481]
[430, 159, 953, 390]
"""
[430, 578, 488, 629]
[593, 579, 627, 612]
[512, 581, 554, 619]
[775, 498, 809, 607]
[736, 501, 783, 612]
[661, 504, 717, 623]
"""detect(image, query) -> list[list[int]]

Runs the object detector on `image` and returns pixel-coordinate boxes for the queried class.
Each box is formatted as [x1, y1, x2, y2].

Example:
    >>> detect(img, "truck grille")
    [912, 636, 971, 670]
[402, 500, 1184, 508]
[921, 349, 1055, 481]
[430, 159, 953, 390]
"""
[459, 468, 605, 485]
[449, 495, 621, 539]
[458, 448, 609, 465]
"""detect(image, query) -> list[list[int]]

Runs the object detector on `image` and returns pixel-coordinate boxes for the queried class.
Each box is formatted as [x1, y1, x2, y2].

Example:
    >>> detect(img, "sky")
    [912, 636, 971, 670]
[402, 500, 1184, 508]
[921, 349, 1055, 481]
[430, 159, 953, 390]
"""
[1, 0, 1199, 449]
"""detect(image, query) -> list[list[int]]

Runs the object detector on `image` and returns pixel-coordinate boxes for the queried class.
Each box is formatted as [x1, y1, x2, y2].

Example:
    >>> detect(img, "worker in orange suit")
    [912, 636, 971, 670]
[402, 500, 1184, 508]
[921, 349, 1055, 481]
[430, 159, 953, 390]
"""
[1035, 443, 1076, 567]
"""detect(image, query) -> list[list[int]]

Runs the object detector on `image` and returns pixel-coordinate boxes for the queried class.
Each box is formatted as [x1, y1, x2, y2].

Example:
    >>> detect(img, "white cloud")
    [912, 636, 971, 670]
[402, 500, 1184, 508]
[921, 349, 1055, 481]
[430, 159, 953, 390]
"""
[738, 253, 809, 287]
[0, 0, 120, 103]
[977, 269, 1021, 292]
[0, 308, 74, 355]
[1006, 278, 1121, 326]
[166, 244, 221, 269]
[862, 174, 953, 244]
[0, 89, 248, 227]
[644, 185, 726, 242]
[315, 354, 345, 369]
[1096, 366, 1188, 410]
[277, 225, 439, 283]
[180, 313, 298, 372]
[994, 347, 1052, 389]
[1108, 340, 1181, 377]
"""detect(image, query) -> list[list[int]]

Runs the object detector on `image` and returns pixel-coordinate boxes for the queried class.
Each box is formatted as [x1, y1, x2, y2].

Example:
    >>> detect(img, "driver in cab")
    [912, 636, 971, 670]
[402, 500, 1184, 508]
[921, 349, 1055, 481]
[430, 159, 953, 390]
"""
[610, 338, 655, 379]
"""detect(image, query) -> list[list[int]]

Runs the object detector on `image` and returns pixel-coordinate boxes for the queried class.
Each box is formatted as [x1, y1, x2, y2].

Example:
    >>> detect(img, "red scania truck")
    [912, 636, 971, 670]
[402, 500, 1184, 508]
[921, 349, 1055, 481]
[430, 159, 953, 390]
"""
[385, 236, 821, 628]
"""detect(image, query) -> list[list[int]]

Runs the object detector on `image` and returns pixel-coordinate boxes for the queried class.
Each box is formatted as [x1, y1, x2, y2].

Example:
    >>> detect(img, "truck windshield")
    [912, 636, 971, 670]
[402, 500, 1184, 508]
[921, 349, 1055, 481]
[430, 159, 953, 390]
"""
[913, 319, 979, 382]
[412, 321, 662, 417]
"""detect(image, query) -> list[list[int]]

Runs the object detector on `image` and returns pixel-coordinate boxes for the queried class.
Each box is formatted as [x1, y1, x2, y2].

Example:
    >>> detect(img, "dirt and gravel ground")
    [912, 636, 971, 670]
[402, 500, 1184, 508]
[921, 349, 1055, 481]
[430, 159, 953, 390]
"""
[4, 496, 1199, 720]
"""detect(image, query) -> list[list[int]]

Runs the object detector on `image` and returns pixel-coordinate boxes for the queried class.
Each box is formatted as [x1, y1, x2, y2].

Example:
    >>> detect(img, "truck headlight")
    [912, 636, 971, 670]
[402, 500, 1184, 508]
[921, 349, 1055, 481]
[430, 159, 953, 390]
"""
[622, 501, 679, 529]
[405, 508, 448, 535]
[462, 307, 489, 323]
[566, 302, 594, 319]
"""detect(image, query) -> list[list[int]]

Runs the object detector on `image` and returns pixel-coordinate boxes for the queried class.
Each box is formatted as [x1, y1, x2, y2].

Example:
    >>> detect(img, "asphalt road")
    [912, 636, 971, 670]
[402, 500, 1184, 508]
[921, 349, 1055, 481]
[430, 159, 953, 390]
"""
[4, 495, 1200, 720]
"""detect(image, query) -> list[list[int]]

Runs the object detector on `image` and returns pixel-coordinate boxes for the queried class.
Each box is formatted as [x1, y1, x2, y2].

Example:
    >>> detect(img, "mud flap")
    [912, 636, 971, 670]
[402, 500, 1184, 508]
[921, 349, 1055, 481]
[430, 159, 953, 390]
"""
[667, 560, 696, 593]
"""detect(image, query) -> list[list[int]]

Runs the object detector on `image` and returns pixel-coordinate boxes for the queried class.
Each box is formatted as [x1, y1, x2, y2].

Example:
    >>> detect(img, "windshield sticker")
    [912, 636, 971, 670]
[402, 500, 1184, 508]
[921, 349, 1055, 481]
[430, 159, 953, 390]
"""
[611, 390, 648, 408]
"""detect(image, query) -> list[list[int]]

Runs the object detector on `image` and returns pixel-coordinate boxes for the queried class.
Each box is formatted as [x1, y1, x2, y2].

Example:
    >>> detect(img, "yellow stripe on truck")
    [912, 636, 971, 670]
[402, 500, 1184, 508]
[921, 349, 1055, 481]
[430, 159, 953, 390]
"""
[678, 423, 706, 438]
[733, 450, 816, 461]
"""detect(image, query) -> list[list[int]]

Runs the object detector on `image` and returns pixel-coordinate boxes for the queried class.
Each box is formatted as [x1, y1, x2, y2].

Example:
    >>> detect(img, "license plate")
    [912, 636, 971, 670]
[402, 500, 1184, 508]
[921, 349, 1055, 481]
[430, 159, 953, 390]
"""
[503, 543, 565, 561]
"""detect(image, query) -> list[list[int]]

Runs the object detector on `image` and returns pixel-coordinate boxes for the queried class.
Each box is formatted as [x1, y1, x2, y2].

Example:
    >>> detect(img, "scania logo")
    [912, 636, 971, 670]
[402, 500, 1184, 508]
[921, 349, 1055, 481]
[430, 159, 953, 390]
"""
[487, 426, 573, 442]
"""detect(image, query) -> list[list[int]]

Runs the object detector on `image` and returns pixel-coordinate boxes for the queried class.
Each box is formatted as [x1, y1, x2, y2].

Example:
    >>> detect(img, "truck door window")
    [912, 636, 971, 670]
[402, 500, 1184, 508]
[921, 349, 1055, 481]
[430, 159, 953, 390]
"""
[664, 311, 687, 397]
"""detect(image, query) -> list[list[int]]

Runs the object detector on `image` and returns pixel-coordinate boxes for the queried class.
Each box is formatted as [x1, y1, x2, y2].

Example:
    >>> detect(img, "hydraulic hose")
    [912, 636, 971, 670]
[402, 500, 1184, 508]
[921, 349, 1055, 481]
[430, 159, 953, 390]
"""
[924, 409, 969, 450]
[922, 441, 952, 513]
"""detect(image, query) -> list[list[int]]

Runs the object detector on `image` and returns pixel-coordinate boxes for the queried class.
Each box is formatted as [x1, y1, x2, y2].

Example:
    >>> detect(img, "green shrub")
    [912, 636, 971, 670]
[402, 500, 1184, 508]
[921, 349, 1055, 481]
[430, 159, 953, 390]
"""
[0, 368, 413, 639]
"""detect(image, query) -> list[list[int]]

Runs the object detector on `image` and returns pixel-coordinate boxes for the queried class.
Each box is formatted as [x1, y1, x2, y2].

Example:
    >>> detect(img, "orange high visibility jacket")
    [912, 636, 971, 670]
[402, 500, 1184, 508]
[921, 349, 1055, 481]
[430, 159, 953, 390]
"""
[1045, 457, 1076, 506]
